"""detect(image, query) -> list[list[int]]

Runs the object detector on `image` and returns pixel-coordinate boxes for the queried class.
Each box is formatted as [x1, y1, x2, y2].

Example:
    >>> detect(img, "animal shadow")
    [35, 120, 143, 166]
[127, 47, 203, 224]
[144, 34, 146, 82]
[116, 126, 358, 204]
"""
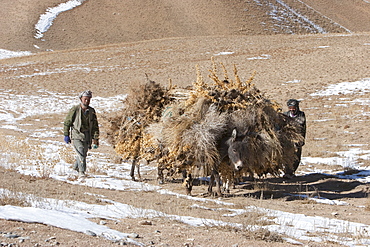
[236, 172, 369, 200]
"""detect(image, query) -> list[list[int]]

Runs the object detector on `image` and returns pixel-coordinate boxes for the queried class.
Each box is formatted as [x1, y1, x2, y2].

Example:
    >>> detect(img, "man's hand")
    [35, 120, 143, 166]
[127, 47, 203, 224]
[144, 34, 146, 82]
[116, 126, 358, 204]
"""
[64, 136, 71, 144]
[92, 139, 99, 149]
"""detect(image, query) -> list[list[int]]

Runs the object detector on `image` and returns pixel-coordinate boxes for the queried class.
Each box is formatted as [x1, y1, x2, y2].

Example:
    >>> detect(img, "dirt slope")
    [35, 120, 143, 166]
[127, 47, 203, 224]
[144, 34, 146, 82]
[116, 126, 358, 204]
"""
[301, 0, 370, 32]
[1, 1, 370, 246]
[2, 0, 370, 52]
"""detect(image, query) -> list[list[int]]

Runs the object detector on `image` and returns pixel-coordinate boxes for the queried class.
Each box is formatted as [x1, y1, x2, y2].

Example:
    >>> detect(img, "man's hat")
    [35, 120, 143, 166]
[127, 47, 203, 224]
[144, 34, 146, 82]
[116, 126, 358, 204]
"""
[287, 99, 299, 107]
[79, 90, 92, 98]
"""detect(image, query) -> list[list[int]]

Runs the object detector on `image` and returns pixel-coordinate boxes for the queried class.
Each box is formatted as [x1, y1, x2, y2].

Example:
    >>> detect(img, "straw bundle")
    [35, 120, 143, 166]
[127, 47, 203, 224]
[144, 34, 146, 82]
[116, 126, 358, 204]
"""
[108, 60, 303, 180]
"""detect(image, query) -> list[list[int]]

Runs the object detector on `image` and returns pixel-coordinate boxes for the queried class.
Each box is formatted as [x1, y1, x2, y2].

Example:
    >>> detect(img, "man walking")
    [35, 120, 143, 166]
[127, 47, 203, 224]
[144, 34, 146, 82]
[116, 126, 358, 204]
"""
[283, 99, 306, 178]
[64, 90, 99, 178]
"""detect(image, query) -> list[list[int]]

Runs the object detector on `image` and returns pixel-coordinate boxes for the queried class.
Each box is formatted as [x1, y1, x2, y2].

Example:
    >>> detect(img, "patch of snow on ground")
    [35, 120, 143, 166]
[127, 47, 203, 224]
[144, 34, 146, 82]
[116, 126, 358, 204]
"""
[0, 90, 126, 124]
[35, 0, 86, 39]
[247, 54, 271, 60]
[275, 0, 326, 33]
[311, 78, 370, 96]
[0, 49, 32, 60]
[284, 79, 301, 84]
[1, 188, 369, 246]
[0, 84, 369, 245]
[213, 51, 235, 56]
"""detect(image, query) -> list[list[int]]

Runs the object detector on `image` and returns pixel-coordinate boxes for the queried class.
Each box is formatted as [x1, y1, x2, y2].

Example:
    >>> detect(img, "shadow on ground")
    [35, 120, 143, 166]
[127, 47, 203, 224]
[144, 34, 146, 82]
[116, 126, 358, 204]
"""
[232, 173, 369, 200]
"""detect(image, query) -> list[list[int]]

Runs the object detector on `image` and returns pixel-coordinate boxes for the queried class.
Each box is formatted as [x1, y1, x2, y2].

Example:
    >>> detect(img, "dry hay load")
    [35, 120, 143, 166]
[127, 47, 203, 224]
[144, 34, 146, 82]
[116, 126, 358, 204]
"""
[145, 61, 304, 196]
[107, 79, 176, 180]
[108, 61, 303, 194]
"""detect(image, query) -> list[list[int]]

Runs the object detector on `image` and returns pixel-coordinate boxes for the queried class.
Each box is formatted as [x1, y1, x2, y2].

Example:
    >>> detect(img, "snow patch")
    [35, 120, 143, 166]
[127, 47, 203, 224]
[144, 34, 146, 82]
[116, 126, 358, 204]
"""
[0, 49, 32, 60]
[35, 0, 86, 39]
[311, 78, 370, 96]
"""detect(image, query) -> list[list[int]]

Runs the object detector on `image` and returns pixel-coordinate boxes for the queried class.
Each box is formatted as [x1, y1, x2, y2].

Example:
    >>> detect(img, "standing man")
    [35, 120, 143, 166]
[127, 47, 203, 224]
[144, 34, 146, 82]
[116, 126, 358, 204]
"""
[283, 99, 306, 178]
[64, 90, 99, 178]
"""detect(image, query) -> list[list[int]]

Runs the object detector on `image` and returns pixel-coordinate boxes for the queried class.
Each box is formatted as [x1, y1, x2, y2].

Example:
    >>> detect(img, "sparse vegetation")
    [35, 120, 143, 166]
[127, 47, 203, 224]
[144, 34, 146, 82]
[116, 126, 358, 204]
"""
[244, 228, 283, 243]
[0, 135, 80, 180]
[59, 145, 75, 164]
[251, 180, 275, 192]
[0, 190, 31, 207]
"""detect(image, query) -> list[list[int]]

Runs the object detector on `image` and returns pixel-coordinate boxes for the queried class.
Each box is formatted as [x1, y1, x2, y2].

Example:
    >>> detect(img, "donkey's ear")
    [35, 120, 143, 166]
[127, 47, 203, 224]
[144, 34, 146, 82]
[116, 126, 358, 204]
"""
[231, 128, 237, 142]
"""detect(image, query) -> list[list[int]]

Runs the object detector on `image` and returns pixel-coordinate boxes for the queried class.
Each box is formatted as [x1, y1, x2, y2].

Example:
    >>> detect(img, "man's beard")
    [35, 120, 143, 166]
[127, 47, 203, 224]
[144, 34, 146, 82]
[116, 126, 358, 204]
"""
[290, 110, 297, 117]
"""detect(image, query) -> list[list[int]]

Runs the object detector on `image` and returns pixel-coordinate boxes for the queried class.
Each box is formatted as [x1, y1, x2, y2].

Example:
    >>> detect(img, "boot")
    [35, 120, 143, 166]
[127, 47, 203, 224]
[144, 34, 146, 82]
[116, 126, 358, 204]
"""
[78, 171, 86, 178]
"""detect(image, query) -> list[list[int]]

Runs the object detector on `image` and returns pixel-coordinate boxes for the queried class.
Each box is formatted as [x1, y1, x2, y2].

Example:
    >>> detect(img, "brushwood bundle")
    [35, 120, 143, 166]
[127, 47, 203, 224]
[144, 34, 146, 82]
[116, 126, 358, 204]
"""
[109, 80, 175, 161]
[110, 61, 303, 180]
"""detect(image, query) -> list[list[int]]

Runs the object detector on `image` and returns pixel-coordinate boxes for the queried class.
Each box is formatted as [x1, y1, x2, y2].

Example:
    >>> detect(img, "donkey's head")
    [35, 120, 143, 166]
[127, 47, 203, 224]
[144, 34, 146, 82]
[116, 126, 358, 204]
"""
[227, 129, 249, 171]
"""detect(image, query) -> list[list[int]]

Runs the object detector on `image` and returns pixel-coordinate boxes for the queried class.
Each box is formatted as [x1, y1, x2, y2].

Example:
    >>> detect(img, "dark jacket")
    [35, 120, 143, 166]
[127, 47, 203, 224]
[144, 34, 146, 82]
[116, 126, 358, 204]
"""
[283, 109, 306, 140]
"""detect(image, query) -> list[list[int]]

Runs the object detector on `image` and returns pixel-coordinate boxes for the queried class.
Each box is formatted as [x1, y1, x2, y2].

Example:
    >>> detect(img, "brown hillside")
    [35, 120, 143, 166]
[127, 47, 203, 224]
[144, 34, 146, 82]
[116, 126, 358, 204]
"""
[301, 0, 370, 32]
[2, 0, 370, 52]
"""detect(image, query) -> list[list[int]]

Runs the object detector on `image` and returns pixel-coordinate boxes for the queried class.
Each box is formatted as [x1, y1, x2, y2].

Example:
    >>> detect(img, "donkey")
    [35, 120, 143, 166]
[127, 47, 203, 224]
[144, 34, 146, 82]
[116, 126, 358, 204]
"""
[134, 128, 256, 197]
[207, 128, 252, 196]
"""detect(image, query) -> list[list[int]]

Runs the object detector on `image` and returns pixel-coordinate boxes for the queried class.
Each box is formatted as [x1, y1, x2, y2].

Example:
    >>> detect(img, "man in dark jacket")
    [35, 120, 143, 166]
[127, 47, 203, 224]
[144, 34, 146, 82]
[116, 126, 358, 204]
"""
[63, 90, 99, 178]
[283, 99, 306, 178]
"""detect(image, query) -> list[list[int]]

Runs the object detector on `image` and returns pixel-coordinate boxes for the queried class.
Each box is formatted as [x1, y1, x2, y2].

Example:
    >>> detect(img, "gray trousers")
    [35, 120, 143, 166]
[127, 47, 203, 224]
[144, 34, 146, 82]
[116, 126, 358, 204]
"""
[72, 138, 89, 173]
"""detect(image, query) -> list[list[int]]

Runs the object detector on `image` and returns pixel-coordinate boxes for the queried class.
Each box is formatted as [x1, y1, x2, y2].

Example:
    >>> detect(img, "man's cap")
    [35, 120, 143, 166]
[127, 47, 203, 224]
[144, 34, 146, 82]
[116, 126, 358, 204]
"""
[287, 99, 299, 107]
[79, 90, 92, 98]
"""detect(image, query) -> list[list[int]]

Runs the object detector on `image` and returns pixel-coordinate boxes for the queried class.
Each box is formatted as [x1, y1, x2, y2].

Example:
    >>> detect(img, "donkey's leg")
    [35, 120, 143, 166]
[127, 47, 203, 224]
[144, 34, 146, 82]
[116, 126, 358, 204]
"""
[181, 169, 187, 181]
[157, 164, 164, 184]
[183, 173, 193, 196]
[222, 179, 229, 193]
[136, 159, 142, 181]
[130, 159, 137, 181]
[213, 171, 222, 197]
[208, 173, 215, 195]
[208, 170, 223, 196]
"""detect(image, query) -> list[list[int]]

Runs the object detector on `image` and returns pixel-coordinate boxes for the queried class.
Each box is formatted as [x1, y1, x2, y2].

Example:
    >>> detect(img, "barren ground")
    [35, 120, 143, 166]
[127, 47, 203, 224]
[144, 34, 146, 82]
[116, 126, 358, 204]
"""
[1, 0, 370, 246]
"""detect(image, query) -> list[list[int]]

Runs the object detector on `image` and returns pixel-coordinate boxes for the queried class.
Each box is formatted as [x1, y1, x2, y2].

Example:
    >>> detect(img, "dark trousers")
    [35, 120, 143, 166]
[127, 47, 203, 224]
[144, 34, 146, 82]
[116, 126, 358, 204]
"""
[285, 145, 302, 176]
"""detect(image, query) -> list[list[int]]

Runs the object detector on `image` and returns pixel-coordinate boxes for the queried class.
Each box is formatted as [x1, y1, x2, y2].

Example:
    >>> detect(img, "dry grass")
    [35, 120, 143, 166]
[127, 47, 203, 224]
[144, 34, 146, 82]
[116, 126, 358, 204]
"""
[0, 135, 73, 180]
[202, 207, 283, 243]
[0, 189, 31, 207]
[10, 132, 108, 181]
[251, 180, 275, 192]
[87, 156, 108, 175]
[59, 146, 75, 164]
[244, 228, 283, 243]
